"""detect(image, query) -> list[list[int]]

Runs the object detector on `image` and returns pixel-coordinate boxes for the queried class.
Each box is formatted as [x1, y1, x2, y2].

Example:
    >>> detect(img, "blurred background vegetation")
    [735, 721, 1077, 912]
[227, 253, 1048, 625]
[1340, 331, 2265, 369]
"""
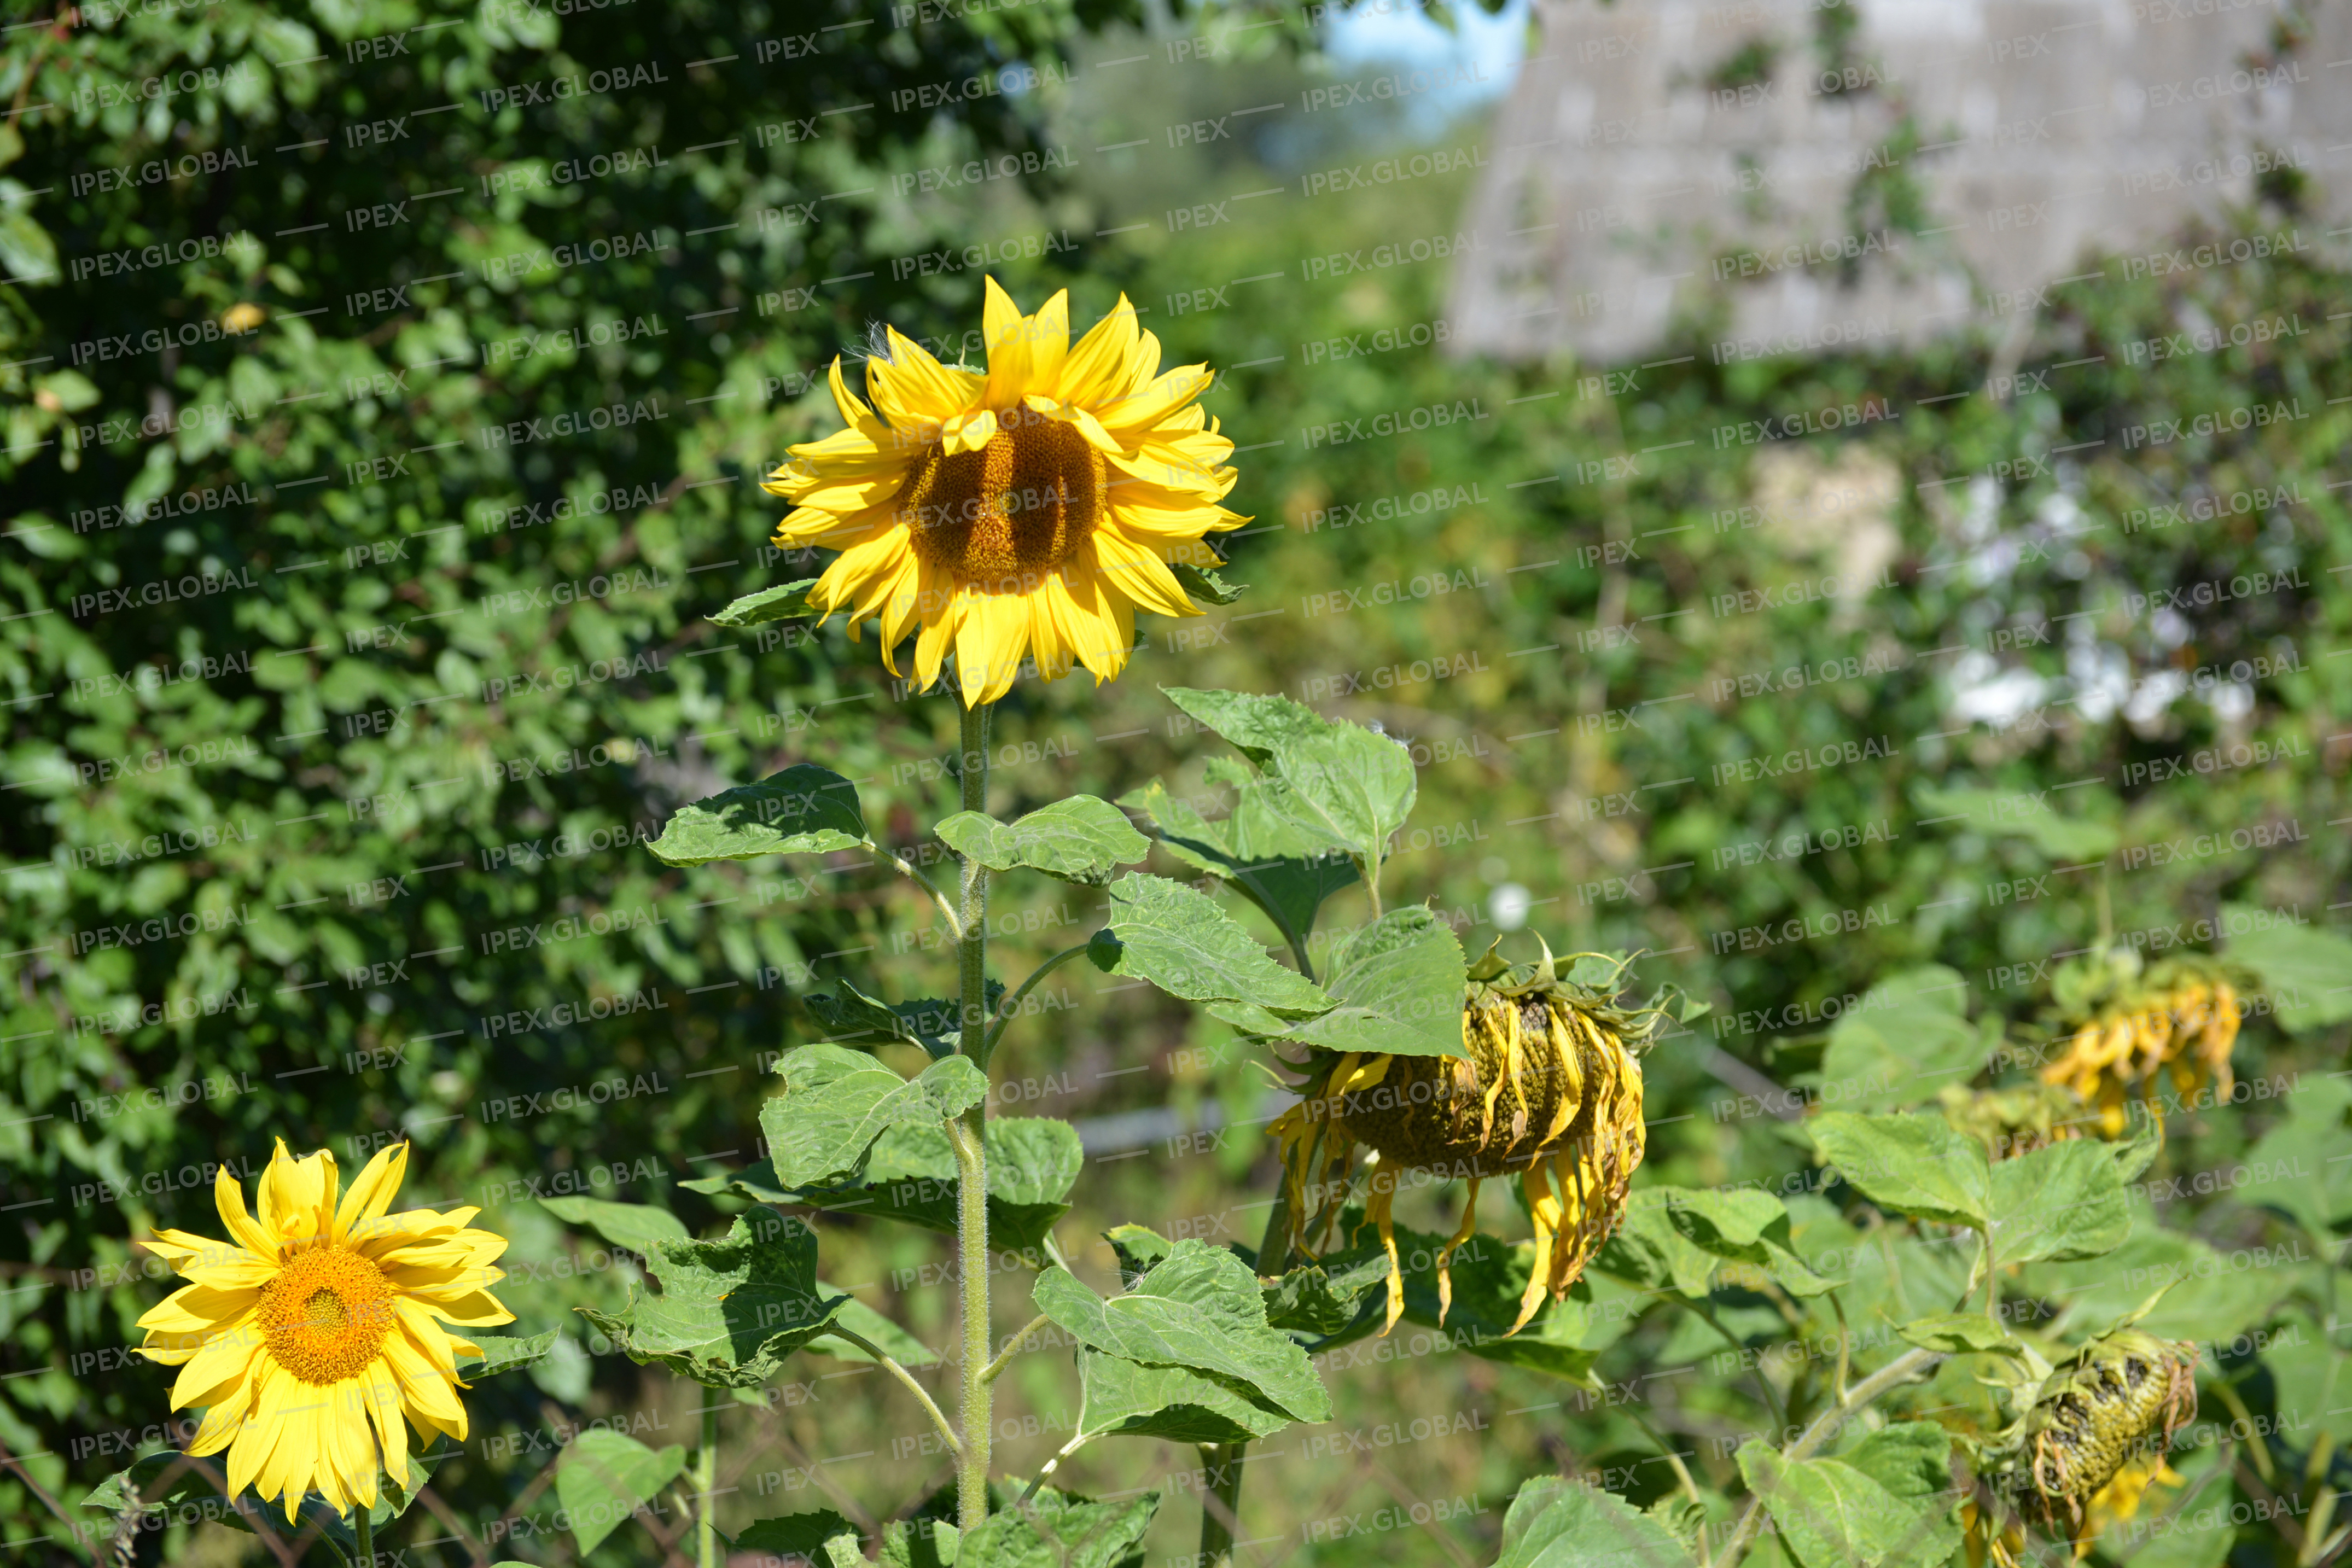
[2, 0, 2346, 1563]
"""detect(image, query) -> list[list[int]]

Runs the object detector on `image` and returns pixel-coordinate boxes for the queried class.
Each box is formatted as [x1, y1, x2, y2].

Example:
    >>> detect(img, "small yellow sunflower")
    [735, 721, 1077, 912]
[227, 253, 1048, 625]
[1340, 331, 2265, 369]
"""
[1267, 948, 1661, 1338]
[2039, 954, 2240, 1135]
[763, 276, 1245, 704]
[136, 1140, 513, 1522]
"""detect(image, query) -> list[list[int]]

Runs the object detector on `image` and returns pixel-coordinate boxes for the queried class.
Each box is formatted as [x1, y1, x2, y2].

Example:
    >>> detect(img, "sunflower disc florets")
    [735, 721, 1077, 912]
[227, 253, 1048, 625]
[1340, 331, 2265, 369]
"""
[1267, 945, 1669, 1339]
[2039, 949, 2242, 1135]
[2002, 1327, 2198, 1534]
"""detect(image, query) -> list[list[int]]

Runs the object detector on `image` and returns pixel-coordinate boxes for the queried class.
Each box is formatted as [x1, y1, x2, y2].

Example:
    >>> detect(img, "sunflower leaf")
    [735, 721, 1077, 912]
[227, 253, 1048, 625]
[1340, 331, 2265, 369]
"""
[556, 1429, 689, 1557]
[2222, 904, 2352, 1034]
[1033, 1239, 1330, 1423]
[1493, 1474, 1699, 1568]
[1262, 721, 1418, 868]
[761, 1046, 988, 1189]
[1119, 778, 1359, 954]
[1160, 687, 1332, 768]
[457, 1328, 562, 1378]
[1808, 1111, 1991, 1229]
[649, 763, 868, 866]
[709, 578, 820, 626]
[804, 978, 997, 1058]
[1914, 784, 2120, 862]
[954, 1486, 1162, 1568]
[1814, 965, 1989, 1112]
[1101, 872, 1332, 1018]
[696, 1118, 1081, 1255]
[577, 1209, 848, 1389]
[1981, 1137, 2129, 1269]
[1736, 1443, 1961, 1568]
[1075, 1351, 1299, 1443]
[537, 1196, 689, 1258]
[1171, 561, 1245, 605]
[1275, 905, 1464, 1058]
[738, 1510, 864, 1568]
[936, 796, 1150, 886]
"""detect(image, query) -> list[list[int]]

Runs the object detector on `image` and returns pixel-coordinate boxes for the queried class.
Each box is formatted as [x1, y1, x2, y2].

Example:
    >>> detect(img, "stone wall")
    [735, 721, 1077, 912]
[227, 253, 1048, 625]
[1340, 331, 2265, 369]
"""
[1446, 0, 2343, 364]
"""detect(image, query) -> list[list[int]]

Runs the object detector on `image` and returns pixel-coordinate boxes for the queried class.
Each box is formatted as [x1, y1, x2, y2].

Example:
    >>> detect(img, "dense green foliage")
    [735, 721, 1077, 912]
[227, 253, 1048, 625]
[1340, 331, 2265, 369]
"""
[2, 1, 2348, 1565]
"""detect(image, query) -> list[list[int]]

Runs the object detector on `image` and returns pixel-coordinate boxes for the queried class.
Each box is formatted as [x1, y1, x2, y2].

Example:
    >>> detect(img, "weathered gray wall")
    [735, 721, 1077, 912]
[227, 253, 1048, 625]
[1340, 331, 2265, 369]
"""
[1447, 0, 2342, 364]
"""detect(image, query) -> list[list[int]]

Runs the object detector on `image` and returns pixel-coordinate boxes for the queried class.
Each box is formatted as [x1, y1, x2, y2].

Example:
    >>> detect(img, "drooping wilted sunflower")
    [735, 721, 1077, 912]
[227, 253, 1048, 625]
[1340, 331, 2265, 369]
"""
[1938, 1080, 2091, 1161]
[1267, 946, 1666, 1338]
[762, 277, 1245, 704]
[1978, 1326, 2198, 1555]
[136, 1141, 513, 1522]
[2038, 950, 2241, 1135]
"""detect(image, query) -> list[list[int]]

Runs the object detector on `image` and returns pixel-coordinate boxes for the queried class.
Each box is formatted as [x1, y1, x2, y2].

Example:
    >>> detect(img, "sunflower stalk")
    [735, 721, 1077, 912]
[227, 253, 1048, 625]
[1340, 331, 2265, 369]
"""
[1196, 1441, 1247, 1568]
[954, 697, 995, 1530]
[695, 1403, 719, 1568]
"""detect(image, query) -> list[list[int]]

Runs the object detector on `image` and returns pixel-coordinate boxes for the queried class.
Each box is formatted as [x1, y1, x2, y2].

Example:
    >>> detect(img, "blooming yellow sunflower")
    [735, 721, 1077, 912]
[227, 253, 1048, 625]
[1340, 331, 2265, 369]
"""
[136, 1140, 513, 1522]
[1266, 947, 1662, 1338]
[762, 277, 1245, 704]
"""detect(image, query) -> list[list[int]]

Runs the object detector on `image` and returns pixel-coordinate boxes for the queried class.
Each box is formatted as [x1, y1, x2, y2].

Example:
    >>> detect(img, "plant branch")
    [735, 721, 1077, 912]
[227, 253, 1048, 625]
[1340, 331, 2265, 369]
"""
[877, 843, 963, 940]
[979, 942, 1092, 1064]
[1715, 1347, 1945, 1568]
[694, 1402, 720, 1568]
[980, 1313, 1055, 1386]
[1019, 1427, 1093, 1508]
[816, 1326, 964, 1457]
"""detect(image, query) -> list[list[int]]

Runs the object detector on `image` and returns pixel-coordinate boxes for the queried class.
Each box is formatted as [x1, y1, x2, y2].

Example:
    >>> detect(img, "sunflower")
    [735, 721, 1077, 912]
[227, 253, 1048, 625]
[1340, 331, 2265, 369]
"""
[1267, 946, 1663, 1338]
[1938, 1080, 2091, 1162]
[2039, 952, 2240, 1136]
[135, 1140, 513, 1523]
[762, 277, 1245, 704]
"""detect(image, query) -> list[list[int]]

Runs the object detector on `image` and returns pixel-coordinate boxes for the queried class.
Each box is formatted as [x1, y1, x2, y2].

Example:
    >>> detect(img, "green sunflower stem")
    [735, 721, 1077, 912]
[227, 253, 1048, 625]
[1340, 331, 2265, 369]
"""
[353, 1505, 372, 1567]
[954, 697, 995, 1530]
[1197, 1441, 1248, 1568]
[696, 1402, 719, 1568]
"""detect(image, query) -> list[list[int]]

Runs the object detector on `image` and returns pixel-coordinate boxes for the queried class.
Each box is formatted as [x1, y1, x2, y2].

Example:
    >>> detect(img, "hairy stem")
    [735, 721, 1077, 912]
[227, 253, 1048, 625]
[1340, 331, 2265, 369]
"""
[955, 697, 994, 1531]
[1716, 1347, 1944, 1568]
[1197, 1442, 1248, 1568]
[880, 845, 963, 940]
[696, 1402, 719, 1568]
[826, 1325, 962, 1458]
[354, 1505, 373, 1568]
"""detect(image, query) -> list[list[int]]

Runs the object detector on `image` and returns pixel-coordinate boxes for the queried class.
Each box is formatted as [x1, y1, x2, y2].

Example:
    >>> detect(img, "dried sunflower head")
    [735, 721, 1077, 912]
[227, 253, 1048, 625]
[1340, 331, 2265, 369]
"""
[1266, 943, 1669, 1338]
[2039, 949, 2242, 1136]
[1999, 1327, 2198, 1535]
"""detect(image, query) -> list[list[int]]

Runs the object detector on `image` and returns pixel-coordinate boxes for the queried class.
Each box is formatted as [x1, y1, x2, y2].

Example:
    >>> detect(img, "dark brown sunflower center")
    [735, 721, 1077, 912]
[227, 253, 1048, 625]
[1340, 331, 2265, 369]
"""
[1337, 1000, 1602, 1178]
[898, 406, 1108, 586]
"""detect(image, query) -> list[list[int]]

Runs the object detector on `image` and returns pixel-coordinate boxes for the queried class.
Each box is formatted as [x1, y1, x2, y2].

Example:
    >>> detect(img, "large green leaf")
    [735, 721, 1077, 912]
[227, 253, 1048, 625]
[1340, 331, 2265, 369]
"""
[1170, 559, 1245, 605]
[1810, 1112, 1990, 1228]
[1034, 1240, 1331, 1423]
[538, 1196, 688, 1257]
[1838, 1423, 1953, 1502]
[1161, 687, 1416, 864]
[2264, 1314, 2352, 1447]
[954, 1486, 1161, 1568]
[1099, 873, 1332, 1018]
[737, 1510, 864, 1568]
[761, 1046, 988, 1189]
[935, 796, 1150, 886]
[557, 1430, 687, 1558]
[2241, 1076, 2352, 1235]
[1916, 784, 2120, 861]
[1738, 1443, 1959, 1568]
[578, 1210, 848, 1388]
[1073, 1352, 1301, 1444]
[1492, 1474, 1698, 1568]
[709, 579, 819, 627]
[648, 763, 869, 866]
[694, 1117, 1081, 1255]
[1982, 1138, 2128, 1268]
[1279, 906, 1465, 1058]
[1262, 1241, 1392, 1338]
[2016, 1216, 2298, 1345]
[1814, 965, 1991, 1112]
[1598, 1186, 1839, 1301]
[457, 1329, 562, 1378]
[804, 978, 1001, 1058]
[1120, 777, 1359, 953]
[2223, 906, 2352, 1033]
